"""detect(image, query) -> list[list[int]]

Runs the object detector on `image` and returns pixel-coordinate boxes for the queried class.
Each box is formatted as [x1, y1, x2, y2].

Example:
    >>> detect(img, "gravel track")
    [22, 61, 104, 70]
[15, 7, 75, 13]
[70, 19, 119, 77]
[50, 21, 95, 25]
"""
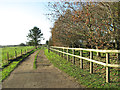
[2, 49, 85, 88]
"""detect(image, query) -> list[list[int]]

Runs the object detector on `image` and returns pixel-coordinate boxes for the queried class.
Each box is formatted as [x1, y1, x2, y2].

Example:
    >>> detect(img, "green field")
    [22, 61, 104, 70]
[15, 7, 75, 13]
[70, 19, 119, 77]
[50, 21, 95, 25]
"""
[1, 46, 34, 67]
[1, 48, 39, 82]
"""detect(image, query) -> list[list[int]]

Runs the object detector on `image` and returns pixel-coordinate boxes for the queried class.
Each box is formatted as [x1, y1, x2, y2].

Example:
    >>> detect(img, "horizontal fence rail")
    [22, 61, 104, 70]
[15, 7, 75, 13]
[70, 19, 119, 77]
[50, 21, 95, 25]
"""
[51, 46, 120, 53]
[48, 46, 120, 83]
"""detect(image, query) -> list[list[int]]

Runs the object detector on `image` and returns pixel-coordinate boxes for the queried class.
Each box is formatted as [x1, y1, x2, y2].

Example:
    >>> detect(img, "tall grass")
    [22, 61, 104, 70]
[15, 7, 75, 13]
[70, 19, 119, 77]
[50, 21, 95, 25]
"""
[33, 50, 41, 69]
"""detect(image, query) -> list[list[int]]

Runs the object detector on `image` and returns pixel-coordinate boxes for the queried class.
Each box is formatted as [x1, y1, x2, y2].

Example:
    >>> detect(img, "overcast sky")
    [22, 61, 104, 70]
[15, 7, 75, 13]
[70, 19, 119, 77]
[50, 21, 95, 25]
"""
[0, 0, 53, 45]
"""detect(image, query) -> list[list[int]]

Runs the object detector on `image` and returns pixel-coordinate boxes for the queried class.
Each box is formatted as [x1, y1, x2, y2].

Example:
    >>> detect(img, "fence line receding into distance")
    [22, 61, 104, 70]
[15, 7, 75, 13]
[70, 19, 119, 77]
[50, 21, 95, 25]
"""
[48, 46, 120, 83]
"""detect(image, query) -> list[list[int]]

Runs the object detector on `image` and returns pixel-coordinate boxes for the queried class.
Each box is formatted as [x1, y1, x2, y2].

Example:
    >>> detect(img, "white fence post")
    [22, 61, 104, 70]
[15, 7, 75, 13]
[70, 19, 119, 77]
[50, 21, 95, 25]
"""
[67, 49, 69, 61]
[63, 48, 64, 58]
[90, 51, 93, 74]
[80, 50, 83, 69]
[73, 49, 75, 65]
[106, 53, 110, 83]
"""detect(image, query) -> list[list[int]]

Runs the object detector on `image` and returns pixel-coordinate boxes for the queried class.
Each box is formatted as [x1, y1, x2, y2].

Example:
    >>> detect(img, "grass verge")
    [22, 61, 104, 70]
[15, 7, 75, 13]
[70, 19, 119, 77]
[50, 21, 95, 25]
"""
[33, 50, 41, 69]
[44, 49, 119, 88]
[1, 48, 40, 82]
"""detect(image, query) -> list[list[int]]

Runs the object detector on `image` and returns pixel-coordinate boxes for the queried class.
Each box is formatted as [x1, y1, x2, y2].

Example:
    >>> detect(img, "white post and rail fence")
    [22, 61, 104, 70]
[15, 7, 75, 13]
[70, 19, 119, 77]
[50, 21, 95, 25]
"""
[48, 46, 120, 83]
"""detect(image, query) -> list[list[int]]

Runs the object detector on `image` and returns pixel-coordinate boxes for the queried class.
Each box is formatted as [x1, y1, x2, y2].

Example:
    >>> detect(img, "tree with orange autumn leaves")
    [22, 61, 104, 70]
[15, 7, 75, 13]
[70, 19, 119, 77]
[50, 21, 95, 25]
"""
[50, 9, 81, 47]
[47, 1, 119, 50]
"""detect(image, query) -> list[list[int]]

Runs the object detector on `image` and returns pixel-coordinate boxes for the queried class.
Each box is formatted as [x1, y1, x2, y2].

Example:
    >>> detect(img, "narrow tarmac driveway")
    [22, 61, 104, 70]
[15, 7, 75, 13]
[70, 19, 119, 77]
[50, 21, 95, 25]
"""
[2, 49, 85, 88]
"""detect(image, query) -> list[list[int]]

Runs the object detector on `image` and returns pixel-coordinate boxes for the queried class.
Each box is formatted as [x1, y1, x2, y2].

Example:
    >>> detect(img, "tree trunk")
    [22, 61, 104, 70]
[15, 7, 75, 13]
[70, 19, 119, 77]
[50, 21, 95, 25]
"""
[35, 45, 37, 49]
[72, 44, 74, 48]
[116, 29, 120, 83]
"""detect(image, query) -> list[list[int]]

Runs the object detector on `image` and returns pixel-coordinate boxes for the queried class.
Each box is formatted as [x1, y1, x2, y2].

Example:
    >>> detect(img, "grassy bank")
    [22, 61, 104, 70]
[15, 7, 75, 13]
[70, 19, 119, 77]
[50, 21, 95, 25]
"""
[1, 48, 40, 82]
[44, 49, 119, 88]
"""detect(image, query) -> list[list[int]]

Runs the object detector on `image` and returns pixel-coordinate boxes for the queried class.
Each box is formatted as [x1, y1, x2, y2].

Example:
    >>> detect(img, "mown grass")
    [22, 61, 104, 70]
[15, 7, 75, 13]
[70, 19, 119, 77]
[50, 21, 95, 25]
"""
[33, 50, 41, 69]
[1, 48, 39, 82]
[44, 49, 119, 88]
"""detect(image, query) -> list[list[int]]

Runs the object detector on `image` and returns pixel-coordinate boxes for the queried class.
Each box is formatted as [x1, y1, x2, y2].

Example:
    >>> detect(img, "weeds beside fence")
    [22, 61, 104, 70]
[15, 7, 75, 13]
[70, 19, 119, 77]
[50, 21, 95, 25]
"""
[33, 50, 41, 69]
